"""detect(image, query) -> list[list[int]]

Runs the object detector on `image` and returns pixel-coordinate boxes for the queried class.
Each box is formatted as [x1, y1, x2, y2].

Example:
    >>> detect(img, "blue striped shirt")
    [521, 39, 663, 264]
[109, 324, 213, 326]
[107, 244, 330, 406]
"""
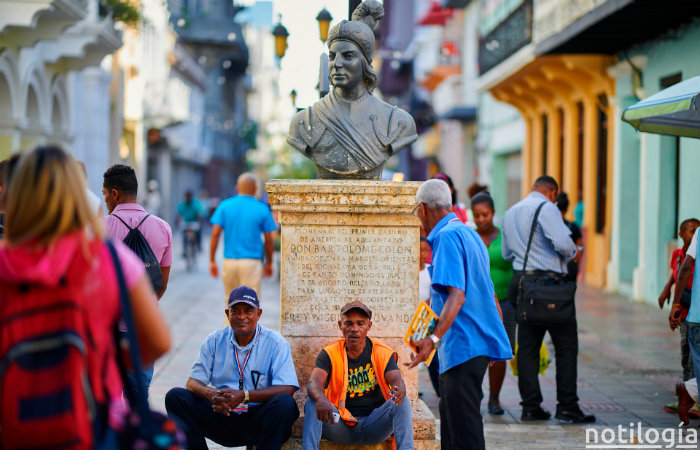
[501, 192, 577, 273]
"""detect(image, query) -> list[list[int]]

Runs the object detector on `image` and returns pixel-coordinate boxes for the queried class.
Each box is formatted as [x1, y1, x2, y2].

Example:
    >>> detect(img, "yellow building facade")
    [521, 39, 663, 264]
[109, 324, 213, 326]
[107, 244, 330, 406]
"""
[489, 55, 615, 288]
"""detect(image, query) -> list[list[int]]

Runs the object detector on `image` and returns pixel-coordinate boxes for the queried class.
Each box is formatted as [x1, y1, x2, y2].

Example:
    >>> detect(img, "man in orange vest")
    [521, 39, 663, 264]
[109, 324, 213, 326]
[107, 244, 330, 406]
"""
[302, 301, 413, 450]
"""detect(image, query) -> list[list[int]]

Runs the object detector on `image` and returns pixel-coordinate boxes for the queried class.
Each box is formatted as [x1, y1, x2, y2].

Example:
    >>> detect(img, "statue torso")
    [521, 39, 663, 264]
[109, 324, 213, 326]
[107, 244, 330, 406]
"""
[287, 91, 417, 180]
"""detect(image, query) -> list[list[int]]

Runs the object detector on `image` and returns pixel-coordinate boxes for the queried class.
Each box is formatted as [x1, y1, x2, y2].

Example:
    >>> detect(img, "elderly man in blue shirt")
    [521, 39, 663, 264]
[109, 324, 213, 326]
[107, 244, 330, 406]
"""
[501, 175, 593, 424]
[407, 179, 512, 450]
[165, 286, 299, 449]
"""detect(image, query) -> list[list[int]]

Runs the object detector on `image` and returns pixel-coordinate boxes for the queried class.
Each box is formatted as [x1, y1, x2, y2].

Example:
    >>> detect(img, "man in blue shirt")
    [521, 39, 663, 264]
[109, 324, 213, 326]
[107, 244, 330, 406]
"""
[407, 179, 512, 450]
[165, 286, 299, 449]
[501, 176, 593, 424]
[176, 190, 203, 254]
[209, 173, 277, 300]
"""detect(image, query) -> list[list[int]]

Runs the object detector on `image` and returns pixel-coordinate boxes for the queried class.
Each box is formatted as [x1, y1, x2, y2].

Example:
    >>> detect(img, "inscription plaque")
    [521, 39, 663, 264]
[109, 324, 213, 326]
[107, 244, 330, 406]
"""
[281, 225, 419, 337]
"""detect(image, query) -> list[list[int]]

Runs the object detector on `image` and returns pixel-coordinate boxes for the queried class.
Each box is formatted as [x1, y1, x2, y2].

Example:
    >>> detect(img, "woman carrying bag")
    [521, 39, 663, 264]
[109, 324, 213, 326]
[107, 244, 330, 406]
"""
[0, 146, 171, 449]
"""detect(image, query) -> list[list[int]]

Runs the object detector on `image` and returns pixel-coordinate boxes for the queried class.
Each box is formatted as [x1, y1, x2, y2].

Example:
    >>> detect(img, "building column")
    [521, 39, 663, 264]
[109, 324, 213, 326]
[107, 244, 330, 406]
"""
[561, 103, 578, 217]
[546, 106, 561, 183]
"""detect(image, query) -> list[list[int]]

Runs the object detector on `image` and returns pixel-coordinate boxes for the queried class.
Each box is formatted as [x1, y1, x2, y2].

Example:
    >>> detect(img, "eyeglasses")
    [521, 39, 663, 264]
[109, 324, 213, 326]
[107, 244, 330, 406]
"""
[412, 203, 421, 216]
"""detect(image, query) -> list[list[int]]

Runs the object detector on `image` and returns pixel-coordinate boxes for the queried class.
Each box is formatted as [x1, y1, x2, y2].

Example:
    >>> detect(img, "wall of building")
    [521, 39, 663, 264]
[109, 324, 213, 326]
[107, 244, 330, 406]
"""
[610, 22, 700, 304]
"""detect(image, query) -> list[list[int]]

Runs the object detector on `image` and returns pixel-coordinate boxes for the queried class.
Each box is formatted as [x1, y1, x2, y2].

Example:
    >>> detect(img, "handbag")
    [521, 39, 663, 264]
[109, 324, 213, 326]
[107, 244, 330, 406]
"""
[106, 242, 187, 450]
[516, 202, 577, 325]
[676, 256, 692, 309]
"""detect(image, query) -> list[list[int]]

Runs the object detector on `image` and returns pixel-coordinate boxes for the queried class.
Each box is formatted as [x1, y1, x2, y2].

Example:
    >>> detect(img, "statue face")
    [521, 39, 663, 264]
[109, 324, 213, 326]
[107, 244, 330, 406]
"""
[329, 40, 364, 90]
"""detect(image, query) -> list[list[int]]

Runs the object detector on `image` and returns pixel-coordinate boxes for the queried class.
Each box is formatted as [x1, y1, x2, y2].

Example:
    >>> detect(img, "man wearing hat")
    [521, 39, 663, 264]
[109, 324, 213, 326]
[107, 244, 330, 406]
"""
[165, 286, 299, 449]
[302, 301, 413, 450]
[286, 0, 417, 180]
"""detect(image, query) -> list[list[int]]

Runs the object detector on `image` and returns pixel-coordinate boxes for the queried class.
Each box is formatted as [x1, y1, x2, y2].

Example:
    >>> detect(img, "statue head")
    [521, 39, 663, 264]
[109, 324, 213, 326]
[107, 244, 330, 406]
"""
[327, 0, 383, 94]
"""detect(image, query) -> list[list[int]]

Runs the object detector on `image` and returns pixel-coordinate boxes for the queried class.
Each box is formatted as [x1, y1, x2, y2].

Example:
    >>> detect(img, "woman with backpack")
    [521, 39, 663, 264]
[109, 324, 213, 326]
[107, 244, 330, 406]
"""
[0, 146, 171, 449]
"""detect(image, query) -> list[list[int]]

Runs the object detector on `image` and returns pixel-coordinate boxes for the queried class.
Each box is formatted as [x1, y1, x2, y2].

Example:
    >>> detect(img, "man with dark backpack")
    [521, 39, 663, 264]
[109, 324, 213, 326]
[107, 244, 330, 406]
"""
[102, 164, 173, 398]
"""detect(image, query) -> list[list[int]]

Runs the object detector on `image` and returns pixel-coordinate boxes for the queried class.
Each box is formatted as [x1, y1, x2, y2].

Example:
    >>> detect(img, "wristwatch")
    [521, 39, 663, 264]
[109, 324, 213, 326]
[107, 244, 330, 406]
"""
[428, 334, 441, 350]
[243, 389, 250, 404]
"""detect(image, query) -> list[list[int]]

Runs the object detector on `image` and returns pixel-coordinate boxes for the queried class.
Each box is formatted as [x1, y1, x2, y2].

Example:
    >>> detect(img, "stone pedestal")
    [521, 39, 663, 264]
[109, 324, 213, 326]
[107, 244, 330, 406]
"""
[266, 180, 439, 450]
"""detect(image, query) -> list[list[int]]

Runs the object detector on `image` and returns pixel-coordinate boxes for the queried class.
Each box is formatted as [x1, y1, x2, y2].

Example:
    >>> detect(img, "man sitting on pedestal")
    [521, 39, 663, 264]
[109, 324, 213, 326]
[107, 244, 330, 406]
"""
[302, 301, 413, 450]
[165, 286, 299, 450]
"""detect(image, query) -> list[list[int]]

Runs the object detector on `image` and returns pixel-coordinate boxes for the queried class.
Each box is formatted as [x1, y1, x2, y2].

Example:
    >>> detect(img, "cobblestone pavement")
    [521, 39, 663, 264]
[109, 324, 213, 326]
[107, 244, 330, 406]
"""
[151, 249, 695, 449]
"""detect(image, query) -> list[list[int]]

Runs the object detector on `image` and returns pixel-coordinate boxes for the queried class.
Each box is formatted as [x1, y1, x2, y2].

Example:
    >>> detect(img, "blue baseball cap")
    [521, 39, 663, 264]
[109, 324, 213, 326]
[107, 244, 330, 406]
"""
[227, 286, 260, 308]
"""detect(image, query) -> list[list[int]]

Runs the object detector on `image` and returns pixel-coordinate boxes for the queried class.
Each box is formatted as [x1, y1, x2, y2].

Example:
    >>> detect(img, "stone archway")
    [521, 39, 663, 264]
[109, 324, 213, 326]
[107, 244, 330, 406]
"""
[0, 51, 21, 157]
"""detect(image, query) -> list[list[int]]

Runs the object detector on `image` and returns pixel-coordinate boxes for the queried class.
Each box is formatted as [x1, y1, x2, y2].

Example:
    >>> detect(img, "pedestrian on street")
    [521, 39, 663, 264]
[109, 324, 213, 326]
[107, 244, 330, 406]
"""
[556, 192, 583, 282]
[501, 175, 593, 423]
[165, 286, 299, 450]
[209, 172, 276, 300]
[176, 190, 203, 254]
[472, 192, 515, 415]
[303, 301, 413, 450]
[660, 218, 699, 418]
[408, 179, 512, 450]
[102, 164, 173, 399]
[670, 226, 700, 424]
[0, 146, 170, 449]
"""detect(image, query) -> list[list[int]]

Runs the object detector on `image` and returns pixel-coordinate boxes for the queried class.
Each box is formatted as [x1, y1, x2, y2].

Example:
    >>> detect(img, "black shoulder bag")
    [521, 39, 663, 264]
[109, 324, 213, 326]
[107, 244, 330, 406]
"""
[516, 202, 577, 325]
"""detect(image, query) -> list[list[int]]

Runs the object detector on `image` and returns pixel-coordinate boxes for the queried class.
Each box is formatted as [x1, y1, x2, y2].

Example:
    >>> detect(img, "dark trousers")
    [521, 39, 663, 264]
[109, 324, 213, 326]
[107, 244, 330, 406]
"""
[428, 353, 440, 397]
[165, 387, 299, 450]
[517, 320, 579, 411]
[438, 356, 489, 450]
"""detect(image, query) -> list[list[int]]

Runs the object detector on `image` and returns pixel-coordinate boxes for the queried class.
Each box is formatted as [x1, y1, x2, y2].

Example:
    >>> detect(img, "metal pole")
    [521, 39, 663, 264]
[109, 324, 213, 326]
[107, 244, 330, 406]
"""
[349, 0, 361, 19]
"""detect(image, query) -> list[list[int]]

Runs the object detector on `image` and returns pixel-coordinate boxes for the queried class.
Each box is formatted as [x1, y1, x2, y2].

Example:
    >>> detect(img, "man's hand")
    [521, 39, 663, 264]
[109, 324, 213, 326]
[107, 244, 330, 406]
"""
[658, 286, 671, 309]
[572, 247, 584, 263]
[209, 261, 219, 278]
[404, 337, 434, 370]
[389, 383, 406, 405]
[263, 262, 273, 277]
[211, 389, 244, 416]
[206, 387, 233, 416]
[316, 396, 335, 423]
[669, 304, 683, 331]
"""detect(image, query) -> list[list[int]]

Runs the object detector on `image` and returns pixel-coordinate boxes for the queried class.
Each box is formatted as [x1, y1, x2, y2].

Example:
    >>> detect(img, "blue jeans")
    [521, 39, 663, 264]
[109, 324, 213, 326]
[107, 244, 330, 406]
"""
[125, 365, 154, 400]
[302, 398, 413, 450]
[687, 323, 700, 394]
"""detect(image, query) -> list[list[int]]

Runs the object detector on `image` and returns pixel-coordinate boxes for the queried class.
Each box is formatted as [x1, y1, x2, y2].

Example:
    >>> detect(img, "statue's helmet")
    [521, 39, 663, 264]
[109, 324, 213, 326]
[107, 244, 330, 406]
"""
[327, 0, 384, 64]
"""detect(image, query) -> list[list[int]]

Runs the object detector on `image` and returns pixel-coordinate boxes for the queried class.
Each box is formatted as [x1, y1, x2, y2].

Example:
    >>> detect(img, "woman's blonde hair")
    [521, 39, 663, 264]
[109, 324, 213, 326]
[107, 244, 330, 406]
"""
[5, 146, 101, 247]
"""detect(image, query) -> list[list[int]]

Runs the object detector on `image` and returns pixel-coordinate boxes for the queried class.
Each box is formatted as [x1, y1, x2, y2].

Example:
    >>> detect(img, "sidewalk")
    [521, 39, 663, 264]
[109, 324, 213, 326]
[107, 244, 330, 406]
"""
[151, 250, 691, 449]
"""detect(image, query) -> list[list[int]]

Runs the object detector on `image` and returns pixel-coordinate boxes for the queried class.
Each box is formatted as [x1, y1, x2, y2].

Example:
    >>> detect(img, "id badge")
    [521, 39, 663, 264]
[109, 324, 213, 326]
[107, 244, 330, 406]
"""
[232, 402, 248, 414]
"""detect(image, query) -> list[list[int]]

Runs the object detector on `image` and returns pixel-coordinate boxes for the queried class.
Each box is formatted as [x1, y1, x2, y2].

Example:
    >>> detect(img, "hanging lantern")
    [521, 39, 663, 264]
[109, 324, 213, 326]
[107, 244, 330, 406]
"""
[272, 21, 289, 59]
[316, 8, 333, 43]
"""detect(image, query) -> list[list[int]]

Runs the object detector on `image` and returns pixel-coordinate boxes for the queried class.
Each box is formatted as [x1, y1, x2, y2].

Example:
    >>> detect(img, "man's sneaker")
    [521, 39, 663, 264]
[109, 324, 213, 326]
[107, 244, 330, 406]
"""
[521, 407, 551, 421]
[663, 402, 679, 413]
[555, 406, 596, 423]
[690, 404, 700, 419]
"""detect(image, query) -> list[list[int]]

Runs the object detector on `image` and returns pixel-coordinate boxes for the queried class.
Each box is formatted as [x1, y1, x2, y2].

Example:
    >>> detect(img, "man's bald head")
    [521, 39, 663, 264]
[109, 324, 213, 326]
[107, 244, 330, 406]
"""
[237, 172, 258, 196]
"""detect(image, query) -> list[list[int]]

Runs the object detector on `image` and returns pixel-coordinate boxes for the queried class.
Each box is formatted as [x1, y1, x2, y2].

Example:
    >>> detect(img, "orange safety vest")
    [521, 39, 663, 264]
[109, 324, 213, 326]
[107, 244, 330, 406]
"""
[322, 338, 399, 448]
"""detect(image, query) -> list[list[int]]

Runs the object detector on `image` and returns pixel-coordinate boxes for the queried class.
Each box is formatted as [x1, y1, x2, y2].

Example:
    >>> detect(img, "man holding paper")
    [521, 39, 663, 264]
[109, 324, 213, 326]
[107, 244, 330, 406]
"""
[407, 179, 512, 450]
[165, 286, 299, 449]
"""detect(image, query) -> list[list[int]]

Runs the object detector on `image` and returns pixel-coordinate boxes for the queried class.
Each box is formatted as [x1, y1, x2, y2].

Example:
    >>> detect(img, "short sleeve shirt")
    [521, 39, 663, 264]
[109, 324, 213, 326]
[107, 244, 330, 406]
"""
[314, 338, 398, 417]
[210, 195, 277, 260]
[428, 213, 513, 374]
[688, 230, 698, 259]
[188, 325, 298, 405]
[177, 200, 202, 223]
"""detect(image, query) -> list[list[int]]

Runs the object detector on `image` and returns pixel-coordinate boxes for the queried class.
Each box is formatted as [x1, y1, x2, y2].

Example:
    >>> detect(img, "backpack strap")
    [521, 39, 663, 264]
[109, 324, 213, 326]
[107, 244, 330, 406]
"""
[110, 214, 132, 231]
[111, 213, 151, 231]
[134, 214, 150, 230]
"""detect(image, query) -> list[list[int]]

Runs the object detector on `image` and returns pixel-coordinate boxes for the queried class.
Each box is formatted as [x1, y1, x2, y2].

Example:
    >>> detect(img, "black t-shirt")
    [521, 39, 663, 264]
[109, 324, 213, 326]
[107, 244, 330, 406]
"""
[315, 338, 398, 417]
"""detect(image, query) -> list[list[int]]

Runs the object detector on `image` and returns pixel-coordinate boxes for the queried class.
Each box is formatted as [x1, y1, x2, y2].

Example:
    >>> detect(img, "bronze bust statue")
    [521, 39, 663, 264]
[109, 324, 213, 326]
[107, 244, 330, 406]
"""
[286, 0, 418, 180]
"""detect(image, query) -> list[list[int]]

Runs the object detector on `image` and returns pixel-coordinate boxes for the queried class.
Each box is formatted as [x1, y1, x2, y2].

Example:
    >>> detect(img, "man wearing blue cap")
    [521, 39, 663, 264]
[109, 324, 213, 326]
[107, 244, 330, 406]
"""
[165, 286, 299, 449]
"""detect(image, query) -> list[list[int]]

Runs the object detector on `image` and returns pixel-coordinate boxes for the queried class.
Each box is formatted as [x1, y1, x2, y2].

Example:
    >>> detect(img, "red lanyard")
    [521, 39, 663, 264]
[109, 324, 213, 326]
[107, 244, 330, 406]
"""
[234, 325, 261, 390]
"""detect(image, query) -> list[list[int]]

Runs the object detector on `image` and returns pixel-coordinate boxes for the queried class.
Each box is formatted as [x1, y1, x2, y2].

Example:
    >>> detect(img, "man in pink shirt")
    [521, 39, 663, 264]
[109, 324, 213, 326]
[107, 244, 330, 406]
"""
[101, 164, 173, 300]
[101, 164, 173, 399]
